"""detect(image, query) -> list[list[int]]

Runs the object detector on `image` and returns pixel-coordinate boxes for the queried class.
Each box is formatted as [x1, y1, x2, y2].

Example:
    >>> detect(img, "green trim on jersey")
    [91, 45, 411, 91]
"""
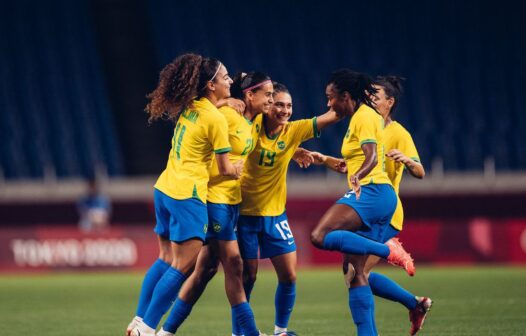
[313, 117, 321, 138]
[214, 147, 232, 154]
[360, 139, 377, 145]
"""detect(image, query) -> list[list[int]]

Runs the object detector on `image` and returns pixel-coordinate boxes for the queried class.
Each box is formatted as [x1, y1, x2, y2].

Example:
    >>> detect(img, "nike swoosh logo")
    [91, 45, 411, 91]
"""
[288, 241, 295, 245]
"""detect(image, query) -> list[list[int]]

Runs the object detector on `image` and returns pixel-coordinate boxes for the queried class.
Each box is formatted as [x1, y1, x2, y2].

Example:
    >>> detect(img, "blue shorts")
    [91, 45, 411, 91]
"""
[206, 202, 239, 241]
[153, 189, 208, 243]
[237, 211, 296, 259]
[336, 184, 397, 242]
[380, 224, 400, 243]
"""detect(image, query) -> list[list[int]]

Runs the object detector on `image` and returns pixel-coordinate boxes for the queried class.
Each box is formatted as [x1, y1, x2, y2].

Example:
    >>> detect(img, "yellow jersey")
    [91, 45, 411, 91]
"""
[155, 97, 231, 202]
[341, 104, 391, 186]
[384, 121, 420, 230]
[383, 121, 420, 194]
[207, 108, 263, 204]
[240, 117, 319, 216]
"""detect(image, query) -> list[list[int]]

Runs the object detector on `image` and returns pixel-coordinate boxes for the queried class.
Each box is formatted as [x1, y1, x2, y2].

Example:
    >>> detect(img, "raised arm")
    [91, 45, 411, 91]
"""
[315, 109, 344, 130]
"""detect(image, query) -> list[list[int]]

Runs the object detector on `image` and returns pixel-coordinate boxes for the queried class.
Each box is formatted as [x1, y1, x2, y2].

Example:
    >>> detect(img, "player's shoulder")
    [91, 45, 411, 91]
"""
[390, 121, 412, 137]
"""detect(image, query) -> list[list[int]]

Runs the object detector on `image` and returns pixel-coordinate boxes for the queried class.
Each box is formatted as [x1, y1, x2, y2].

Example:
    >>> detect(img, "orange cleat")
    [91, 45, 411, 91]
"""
[386, 238, 415, 276]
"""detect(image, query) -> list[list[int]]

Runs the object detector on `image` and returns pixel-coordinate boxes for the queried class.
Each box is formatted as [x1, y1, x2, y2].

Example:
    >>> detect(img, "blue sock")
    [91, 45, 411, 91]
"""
[135, 259, 170, 317]
[143, 267, 186, 329]
[275, 282, 296, 328]
[349, 285, 375, 336]
[232, 302, 259, 336]
[370, 294, 377, 336]
[323, 231, 390, 258]
[369, 272, 417, 310]
[162, 297, 193, 333]
[232, 280, 256, 335]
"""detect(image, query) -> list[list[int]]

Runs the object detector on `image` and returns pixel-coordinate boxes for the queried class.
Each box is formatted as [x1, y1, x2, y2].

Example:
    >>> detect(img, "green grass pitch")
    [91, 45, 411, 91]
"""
[1, 266, 525, 335]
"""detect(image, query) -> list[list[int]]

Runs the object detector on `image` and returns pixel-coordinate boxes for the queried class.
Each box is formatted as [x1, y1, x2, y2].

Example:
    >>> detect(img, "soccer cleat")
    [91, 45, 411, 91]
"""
[126, 316, 142, 336]
[274, 332, 298, 336]
[130, 321, 156, 336]
[156, 328, 174, 336]
[409, 296, 433, 335]
[386, 238, 415, 276]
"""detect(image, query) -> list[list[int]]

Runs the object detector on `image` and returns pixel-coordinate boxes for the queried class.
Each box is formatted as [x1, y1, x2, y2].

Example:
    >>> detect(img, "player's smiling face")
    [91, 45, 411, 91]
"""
[371, 85, 394, 118]
[247, 82, 274, 114]
[211, 65, 233, 99]
[326, 83, 354, 117]
[269, 91, 293, 126]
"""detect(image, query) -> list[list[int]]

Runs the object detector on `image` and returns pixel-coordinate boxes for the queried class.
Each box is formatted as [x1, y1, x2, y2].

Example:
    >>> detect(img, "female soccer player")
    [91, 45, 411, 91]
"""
[309, 69, 414, 336]
[302, 76, 432, 335]
[128, 53, 256, 336]
[154, 72, 272, 336]
[234, 82, 341, 336]
[357, 76, 431, 335]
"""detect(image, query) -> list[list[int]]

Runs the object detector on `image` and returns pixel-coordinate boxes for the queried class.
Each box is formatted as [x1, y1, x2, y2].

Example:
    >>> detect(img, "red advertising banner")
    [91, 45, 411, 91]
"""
[1, 218, 526, 272]
[0, 226, 158, 271]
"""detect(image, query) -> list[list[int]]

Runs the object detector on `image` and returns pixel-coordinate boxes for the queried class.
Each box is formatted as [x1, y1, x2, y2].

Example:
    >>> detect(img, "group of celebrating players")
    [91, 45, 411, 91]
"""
[125, 53, 433, 336]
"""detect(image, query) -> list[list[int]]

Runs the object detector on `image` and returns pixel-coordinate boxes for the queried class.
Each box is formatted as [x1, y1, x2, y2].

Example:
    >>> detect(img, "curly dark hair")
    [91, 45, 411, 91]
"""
[145, 53, 221, 122]
[328, 69, 377, 109]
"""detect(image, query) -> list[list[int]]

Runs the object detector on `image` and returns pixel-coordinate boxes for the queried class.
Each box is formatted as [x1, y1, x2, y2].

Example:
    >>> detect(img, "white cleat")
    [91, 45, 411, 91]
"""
[126, 316, 142, 336]
[130, 321, 156, 336]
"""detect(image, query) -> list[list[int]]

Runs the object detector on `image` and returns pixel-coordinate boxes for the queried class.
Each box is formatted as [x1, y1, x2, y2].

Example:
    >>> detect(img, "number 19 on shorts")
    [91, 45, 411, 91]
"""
[275, 220, 294, 240]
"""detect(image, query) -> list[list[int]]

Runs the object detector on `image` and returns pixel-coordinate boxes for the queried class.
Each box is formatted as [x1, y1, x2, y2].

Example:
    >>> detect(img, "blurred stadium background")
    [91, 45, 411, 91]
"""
[1, 0, 525, 335]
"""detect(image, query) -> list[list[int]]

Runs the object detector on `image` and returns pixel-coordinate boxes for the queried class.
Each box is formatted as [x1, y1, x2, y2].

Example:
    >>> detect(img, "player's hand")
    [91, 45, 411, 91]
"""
[232, 160, 244, 179]
[334, 159, 347, 173]
[216, 98, 246, 115]
[350, 175, 361, 200]
[386, 149, 409, 164]
[293, 148, 314, 168]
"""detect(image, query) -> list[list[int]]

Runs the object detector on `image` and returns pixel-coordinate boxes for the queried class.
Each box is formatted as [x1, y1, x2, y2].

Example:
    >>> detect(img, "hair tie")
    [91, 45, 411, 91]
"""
[242, 79, 272, 93]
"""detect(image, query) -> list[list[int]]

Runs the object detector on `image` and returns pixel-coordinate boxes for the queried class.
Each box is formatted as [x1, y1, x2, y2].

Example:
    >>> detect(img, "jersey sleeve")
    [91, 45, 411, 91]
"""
[398, 129, 420, 162]
[209, 113, 232, 154]
[353, 110, 378, 146]
[288, 117, 320, 144]
[219, 106, 239, 134]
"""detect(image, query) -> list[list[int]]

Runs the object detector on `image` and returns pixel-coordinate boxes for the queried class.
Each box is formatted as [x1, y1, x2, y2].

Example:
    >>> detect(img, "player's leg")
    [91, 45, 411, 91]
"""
[127, 189, 174, 335]
[133, 198, 207, 335]
[311, 186, 413, 274]
[218, 239, 261, 336]
[160, 244, 219, 334]
[127, 235, 172, 335]
[347, 254, 376, 336]
[233, 215, 261, 336]
[311, 203, 391, 257]
[364, 255, 432, 335]
[270, 251, 297, 335]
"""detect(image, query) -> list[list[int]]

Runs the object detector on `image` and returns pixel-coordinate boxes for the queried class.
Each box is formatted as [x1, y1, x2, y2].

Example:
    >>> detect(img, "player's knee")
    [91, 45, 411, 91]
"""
[279, 271, 296, 283]
[310, 229, 325, 248]
[224, 254, 243, 277]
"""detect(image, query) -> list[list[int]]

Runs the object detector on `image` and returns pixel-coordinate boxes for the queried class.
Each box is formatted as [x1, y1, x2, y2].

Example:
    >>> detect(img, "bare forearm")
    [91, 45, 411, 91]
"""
[404, 159, 425, 179]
